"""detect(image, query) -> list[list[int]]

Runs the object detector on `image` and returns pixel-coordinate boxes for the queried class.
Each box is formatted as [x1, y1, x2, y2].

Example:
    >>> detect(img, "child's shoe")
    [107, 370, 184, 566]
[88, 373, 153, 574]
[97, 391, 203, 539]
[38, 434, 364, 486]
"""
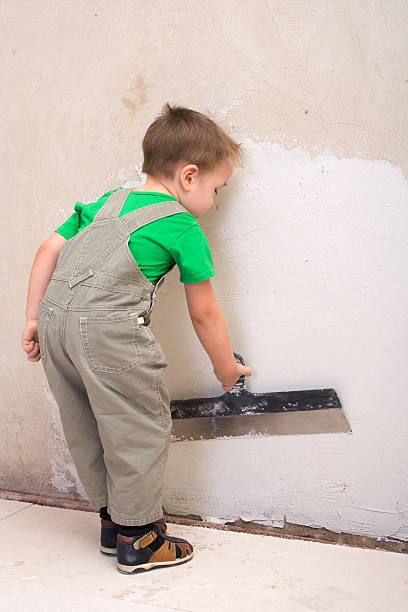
[100, 518, 119, 555]
[116, 521, 194, 573]
[100, 517, 168, 556]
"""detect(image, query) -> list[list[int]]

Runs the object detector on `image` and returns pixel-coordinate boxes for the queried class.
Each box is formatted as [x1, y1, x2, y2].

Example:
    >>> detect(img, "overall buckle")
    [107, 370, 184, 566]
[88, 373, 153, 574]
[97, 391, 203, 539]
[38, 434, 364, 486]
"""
[130, 312, 150, 325]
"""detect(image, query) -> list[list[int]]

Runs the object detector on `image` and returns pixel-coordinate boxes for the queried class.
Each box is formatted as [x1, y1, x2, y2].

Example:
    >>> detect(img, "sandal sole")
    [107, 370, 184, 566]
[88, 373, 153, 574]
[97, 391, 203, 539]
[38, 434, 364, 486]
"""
[100, 546, 117, 555]
[117, 551, 194, 574]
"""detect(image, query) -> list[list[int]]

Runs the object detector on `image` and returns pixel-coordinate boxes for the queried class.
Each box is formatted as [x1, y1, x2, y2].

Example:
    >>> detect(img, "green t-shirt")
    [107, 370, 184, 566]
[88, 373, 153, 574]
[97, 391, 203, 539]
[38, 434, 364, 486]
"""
[54, 188, 215, 285]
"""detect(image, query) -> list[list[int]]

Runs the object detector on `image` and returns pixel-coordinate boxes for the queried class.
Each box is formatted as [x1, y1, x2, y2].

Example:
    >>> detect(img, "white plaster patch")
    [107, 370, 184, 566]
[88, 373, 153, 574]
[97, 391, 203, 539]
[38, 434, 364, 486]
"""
[240, 512, 285, 528]
[200, 515, 228, 525]
[43, 387, 87, 499]
[118, 160, 145, 187]
[213, 99, 243, 120]
[164, 136, 408, 541]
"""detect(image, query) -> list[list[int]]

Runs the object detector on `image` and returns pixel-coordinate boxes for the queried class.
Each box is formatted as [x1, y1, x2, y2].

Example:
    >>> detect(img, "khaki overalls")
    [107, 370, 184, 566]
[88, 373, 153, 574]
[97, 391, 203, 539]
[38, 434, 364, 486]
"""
[38, 188, 188, 526]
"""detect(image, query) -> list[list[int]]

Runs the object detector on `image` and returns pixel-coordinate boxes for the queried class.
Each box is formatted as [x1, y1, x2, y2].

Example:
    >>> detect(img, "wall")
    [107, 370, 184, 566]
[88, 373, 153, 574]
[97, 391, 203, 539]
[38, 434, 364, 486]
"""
[1, 0, 407, 541]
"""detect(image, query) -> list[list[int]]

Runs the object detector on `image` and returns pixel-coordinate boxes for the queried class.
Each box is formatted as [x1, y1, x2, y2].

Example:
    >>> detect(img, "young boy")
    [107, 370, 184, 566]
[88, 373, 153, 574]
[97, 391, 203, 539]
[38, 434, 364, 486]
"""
[21, 103, 252, 574]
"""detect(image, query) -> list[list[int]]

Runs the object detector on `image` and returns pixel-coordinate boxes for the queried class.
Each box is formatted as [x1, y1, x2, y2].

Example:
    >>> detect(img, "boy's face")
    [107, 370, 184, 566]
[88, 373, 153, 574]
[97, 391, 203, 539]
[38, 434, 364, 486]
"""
[176, 158, 234, 218]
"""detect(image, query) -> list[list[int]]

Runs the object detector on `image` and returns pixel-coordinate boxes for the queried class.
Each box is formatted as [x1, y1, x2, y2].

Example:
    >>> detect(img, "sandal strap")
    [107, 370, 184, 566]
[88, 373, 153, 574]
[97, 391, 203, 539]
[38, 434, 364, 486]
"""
[152, 518, 167, 534]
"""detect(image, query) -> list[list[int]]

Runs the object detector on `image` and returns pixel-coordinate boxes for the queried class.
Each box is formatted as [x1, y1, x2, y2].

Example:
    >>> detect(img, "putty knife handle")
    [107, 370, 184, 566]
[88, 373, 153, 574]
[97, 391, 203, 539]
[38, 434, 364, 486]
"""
[230, 351, 247, 394]
[233, 351, 245, 366]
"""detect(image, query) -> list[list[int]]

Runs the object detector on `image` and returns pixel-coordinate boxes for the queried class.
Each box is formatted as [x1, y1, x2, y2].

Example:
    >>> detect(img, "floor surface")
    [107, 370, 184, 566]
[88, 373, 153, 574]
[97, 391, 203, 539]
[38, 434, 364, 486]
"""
[0, 499, 406, 611]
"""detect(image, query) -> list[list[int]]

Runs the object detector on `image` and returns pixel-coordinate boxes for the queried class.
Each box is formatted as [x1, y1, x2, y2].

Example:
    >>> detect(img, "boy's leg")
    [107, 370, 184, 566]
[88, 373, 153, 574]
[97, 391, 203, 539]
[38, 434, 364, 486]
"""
[39, 307, 108, 510]
[65, 317, 173, 527]
[82, 362, 172, 526]
[99, 506, 112, 520]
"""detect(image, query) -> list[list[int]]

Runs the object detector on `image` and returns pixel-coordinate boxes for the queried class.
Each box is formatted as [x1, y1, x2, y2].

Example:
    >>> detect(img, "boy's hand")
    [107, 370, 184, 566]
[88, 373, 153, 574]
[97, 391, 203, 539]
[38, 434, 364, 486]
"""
[214, 362, 253, 393]
[22, 320, 41, 362]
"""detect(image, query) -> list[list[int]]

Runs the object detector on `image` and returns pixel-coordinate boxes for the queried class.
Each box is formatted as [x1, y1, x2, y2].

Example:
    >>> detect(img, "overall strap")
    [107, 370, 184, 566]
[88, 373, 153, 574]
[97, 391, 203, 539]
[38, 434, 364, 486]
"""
[121, 200, 191, 235]
[68, 187, 131, 287]
[93, 187, 132, 221]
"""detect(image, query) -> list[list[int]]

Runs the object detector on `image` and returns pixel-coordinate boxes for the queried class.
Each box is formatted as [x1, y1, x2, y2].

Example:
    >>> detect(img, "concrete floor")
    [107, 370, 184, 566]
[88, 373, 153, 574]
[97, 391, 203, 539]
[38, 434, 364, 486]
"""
[0, 499, 406, 611]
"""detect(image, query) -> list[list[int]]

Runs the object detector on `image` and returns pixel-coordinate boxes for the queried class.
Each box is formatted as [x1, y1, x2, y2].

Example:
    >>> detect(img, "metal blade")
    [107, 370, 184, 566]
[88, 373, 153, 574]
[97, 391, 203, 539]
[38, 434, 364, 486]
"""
[170, 407, 351, 441]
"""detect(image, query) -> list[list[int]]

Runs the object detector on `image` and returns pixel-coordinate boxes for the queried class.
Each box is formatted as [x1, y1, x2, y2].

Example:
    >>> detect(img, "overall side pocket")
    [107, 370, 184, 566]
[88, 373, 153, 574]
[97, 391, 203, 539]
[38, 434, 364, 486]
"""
[38, 305, 54, 364]
[79, 312, 143, 374]
[144, 325, 168, 368]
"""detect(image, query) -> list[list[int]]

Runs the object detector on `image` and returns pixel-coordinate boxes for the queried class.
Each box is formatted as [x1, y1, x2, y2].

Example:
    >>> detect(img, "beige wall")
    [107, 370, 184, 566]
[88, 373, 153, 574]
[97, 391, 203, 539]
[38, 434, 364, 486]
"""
[1, 1, 407, 541]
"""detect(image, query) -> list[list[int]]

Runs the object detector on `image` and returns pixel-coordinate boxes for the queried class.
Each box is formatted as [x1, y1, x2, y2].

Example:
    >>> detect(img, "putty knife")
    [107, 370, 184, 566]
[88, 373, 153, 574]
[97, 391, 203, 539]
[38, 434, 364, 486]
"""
[170, 352, 351, 442]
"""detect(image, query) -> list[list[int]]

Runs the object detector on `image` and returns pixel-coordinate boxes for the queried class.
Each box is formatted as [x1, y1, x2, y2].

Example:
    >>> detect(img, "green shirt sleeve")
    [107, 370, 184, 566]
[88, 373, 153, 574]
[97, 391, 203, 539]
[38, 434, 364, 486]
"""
[170, 223, 215, 284]
[54, 202, 83, 239]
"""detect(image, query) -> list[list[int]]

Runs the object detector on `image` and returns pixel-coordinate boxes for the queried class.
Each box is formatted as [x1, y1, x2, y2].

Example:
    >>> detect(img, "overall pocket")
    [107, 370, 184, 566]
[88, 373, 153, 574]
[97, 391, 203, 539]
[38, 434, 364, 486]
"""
[38, 304, 54, 364]
[143, 325, 168, 368]
[79, 312, 143, 374]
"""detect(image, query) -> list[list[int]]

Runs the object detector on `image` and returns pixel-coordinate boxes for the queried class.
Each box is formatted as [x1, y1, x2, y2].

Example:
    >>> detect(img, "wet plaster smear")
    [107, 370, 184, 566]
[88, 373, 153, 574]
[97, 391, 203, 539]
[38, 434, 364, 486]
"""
[160, 136, 408, 542]
[1, 1, 407, 543]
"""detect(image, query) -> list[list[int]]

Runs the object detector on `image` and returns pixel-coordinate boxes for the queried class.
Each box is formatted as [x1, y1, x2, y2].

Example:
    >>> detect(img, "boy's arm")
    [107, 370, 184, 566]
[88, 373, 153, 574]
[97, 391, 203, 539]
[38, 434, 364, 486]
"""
[22, 232, 67, 361]
[184, 279, 252, 392]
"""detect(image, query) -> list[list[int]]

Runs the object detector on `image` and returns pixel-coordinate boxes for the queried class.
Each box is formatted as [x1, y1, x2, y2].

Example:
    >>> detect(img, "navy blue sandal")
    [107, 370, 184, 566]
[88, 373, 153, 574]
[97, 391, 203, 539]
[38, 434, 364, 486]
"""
[116, 522, 193, 573]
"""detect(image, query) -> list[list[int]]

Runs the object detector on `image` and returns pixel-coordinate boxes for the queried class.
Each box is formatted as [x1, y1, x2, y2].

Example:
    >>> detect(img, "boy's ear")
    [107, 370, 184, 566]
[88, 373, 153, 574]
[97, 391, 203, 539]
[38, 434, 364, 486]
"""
[180, 164, 199, 190]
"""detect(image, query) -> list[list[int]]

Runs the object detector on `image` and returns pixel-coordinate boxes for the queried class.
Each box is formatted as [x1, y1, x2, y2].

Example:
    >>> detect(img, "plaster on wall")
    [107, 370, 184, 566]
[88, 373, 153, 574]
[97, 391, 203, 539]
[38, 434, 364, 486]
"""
[43, 388, 87, 501]
[157, 136, 408, 540]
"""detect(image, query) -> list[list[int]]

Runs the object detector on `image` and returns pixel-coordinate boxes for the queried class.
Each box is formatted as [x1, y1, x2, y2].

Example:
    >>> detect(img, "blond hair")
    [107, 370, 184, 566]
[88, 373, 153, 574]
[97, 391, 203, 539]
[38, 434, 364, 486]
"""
[141, 103, 243, 179]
